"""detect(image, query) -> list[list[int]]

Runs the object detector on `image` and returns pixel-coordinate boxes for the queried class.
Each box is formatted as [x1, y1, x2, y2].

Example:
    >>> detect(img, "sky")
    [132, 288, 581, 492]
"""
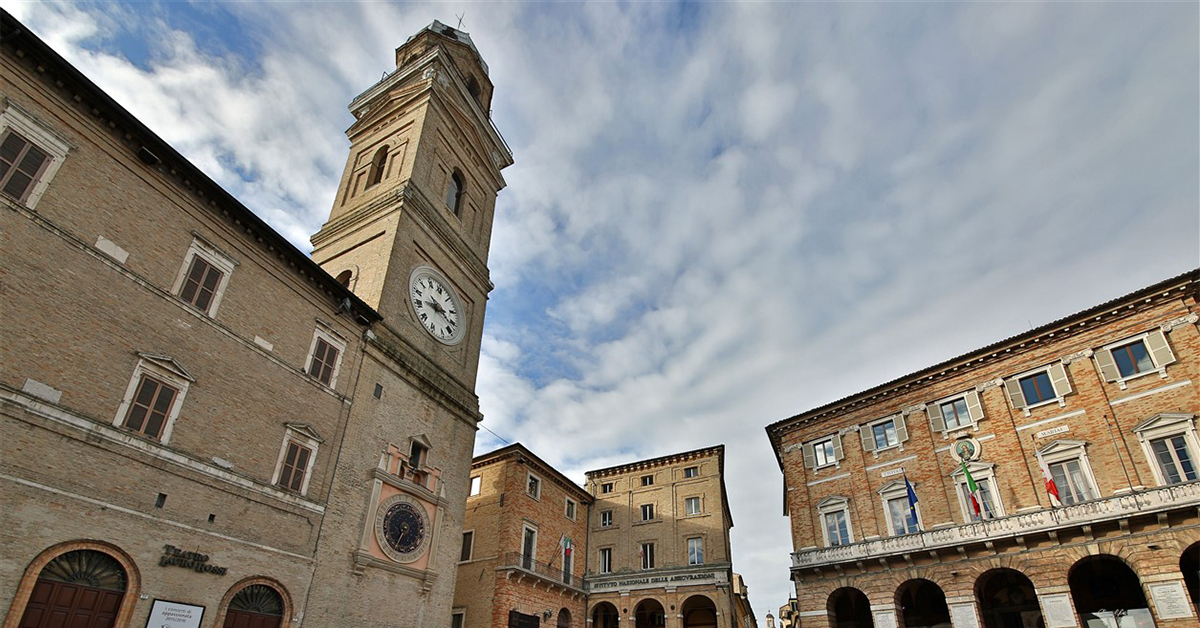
[6, 0, 1198, 621]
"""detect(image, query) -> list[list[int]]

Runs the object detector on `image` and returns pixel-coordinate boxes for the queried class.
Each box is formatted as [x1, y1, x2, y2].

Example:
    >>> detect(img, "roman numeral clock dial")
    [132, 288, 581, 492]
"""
[408, 267, 465, 345]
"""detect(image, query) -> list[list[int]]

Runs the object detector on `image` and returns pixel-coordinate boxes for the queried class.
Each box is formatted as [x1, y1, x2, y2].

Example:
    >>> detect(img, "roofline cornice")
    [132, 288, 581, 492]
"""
[472, 443, 593, 503]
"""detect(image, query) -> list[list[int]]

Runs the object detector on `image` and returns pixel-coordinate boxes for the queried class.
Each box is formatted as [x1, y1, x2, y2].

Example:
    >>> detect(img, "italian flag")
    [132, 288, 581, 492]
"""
[561, 535, 573, 557]
[1037, 454, 1062, 507]
[961, 461, 984, 519]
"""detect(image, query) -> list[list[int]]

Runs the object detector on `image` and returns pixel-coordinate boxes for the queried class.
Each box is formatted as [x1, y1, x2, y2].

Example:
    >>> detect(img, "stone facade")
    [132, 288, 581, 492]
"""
[768, 270, 1200, 628]
[1, 11, 509, 628]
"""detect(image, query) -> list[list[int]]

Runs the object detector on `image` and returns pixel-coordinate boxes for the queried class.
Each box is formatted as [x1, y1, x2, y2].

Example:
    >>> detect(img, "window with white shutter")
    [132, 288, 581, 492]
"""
[1005, 362, 1073, 416]
[863, 415, 906, 454]
[804, 434, 844, 469]
[1094, 330, 1176, 389]
[928, 390, 985, 436]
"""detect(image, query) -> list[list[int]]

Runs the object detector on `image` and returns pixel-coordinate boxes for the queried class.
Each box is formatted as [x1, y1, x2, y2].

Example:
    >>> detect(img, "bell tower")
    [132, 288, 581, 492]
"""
[311, 20, 512, 387]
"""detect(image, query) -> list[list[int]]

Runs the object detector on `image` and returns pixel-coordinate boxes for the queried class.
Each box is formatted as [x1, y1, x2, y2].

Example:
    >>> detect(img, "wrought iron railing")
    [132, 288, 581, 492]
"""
[501, 552, 579, 588]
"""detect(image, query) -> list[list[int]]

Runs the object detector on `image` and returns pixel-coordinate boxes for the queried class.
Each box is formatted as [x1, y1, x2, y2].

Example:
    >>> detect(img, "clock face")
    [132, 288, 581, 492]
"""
[374, 494, 431, 563]
[409, 268, 464, 345]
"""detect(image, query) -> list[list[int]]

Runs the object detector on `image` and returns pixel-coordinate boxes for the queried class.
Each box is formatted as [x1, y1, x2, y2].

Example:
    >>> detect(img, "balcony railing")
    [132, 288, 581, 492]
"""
[501, 552, 580, 589]
[792, 480, 1200, 569]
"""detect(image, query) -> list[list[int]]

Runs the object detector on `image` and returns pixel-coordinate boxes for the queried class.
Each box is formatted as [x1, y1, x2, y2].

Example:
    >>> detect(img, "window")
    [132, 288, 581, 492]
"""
[565, 498, 577, 520]
[684, 466, 699, 478]
[685, 496, 701, 515]
[601, 482, 613, 493]
[460, 531, 473, 562]
[687, 537, 704, 565]
[600, 510, 613, 527]
[367, 146, 387, 188]
[861, 415, 908, 453]
[641, 504, 655, 521]
[527, 473, 542, 499]
[1134, 414, 1200, 487]
[521, 526, 537, 567]
[640, 543, 655, 569]
[172, 237, 236, 317]
[1094, 330, 1176, 389]
[1037, 440, 1099, 506]
[271, 423, 322, 496]
[0, 103, 70, 209]
[562, 544, 573, 584]
[445, 170, 465, 215]
[804, 434, 844, 469]
[113, 354, 193, 444]
[641, 474, 654, 486]
[952, 463, 1005, 520]
[816, 496, 853, 547]
[599, 548, 612, 574]
[409, 440, 427, 469]
[451, 611, 465, 628]
[928, 390, 985, 434]
[305, 328, 345, 388]
[469, 476, 481, 496]
[878, 481, 921, 536]
[1005, 363, 1072, 415]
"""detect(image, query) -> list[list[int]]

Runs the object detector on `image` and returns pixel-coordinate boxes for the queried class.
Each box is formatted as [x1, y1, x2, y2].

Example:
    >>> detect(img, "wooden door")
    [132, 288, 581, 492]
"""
[19, 579, 122, 628]
[223, 609, 282, 628]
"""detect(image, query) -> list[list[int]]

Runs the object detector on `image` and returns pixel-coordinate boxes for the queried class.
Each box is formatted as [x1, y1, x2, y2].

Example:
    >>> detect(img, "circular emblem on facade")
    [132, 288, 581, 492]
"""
[950, 437, 981, 463]
[374, 493, 431, 563]
[408, 266, 465, 345]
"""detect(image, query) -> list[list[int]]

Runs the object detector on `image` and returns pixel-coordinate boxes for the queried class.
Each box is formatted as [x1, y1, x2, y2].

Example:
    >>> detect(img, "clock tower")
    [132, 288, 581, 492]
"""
[303, 21, 512, 627]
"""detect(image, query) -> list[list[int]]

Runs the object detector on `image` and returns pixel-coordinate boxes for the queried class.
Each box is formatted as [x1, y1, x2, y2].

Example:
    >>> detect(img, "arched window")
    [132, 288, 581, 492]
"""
[366, 147, 388, 188]
[224, 583, 285, 628]
[466, 76, 481, 101]
[18, 549, 129, 628]
[445, 170, 465, 215]
[335, 270, 353, 288]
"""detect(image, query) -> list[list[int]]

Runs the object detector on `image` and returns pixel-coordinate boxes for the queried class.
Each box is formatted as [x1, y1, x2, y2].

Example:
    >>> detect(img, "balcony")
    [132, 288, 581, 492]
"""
[499, 552, 584, 594]
[792, 480, 1200, 570]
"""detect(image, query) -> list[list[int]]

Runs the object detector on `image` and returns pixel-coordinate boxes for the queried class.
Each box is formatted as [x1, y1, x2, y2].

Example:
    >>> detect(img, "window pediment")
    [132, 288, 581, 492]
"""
[135, 353, 195, 382]
[1037, 439, 1087, 457]
[949, 462, 995, 478]
[1134, 413, 1196, 434]
[284, 422, 324, 444]
[877, 480, 912, 496]
[816, 495, 848, 510]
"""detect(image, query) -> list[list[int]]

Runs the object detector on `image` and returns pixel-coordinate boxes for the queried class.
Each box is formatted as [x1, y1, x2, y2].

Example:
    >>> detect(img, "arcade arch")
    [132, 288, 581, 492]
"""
[827, 587, 873, 628]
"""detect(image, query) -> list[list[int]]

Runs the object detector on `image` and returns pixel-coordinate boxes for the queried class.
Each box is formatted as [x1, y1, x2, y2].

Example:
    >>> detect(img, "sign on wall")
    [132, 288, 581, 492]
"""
[1148, 581, 1195, 619]
[949, 603, 980, 628]
[1039, 594, 1077, 628]
[144, 599, 205, 628]
[872, 610, 897, 628]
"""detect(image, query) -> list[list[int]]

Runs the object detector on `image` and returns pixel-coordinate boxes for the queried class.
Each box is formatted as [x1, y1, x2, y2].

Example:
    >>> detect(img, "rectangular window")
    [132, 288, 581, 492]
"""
[873, 420, 898, 449]
[601, 482, 613, 493]
[640, 543, 655, 569]
[599, 548, 612, 574]
[562, 546, 573, 584]
[641, 504, 655, 521]
[460, 531, 474, 562]
[1150, 435, 1198, 485]
[684, 466, 698, 478]
[178, 256, 224, 314]
[451, 611, 465, 628]
[1019, 371, 1056, 405]
[123, 375, 179, 440]
[522, 527, 537, 568]
[1048, 459, 1095, 505]
[823, 510, 851, 546]
[1112, 339, 1155, 378]
[565, 498, 577, 520]
[887, 497, 920, 535]
[813, 438, 836, 467]
[0, 130, 50, 202]
[307, 337, 341, 386]
[277, 441, 312, 492]
[641, 475, 654, 486]
[600, 510, 613, 527]
[685, 496, 701, 515]
[469, 476, 481, 496]
[527, 474, 541, 499]
[687, 537, 704, 565]
[940, 398, 971, 430]
[958, 476, 1001, 519]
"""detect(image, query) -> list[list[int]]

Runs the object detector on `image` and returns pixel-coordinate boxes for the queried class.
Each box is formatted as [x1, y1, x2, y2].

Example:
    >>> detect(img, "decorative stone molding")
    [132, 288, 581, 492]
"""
[901, 403, 927, 417]
[1061, 349, 1094, 364]
[975, 378, 1004, 393]
[1161, 313, 1200, 332]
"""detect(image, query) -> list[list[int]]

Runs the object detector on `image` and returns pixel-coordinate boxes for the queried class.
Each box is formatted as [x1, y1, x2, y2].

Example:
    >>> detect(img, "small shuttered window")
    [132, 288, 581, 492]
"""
[277, 441, 312, 492]
[0, 130, 50, 202]
[928, 390, 985, 433]
[178, 256, 224, 313]
[1094, 329, 1176, 384]
[803, 434, 844, 469]
[307, 337, 340, 386]
[1006, 363, 1072, 411]
[123, 375, 179, 440]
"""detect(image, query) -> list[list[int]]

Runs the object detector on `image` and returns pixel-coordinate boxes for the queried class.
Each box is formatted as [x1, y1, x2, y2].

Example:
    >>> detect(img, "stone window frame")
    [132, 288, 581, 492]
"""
[600, 509, 614, 528]
[861, 414, 908, 457]
[949, 462, 1005, 521]
[1094, 329, 1176, 390]
[526, 471, 542, 500]
[0, 100, 71, 210]
[1133, 413, 1200, 487]
[598, 546, 613, 574]
[1005, 362, 1073, 416]
[639, 541, 655, 570]
[803, 433, 844, 470]
[170, 235, 237, 318]
[520, 522, 539, 563]
[686, 536, 704, 565]
[269, 423, 322, 496]
[1037, 439, 1101, 505]
[468, 475, 481, 497]
[928, 390, 985, 438]
[878, 480, 923, 536]
[451, 609, 466, 628]
[683, 465, 699, 479]
[684, 495, 702, 516]
[112, 353, 194, 445]
[459, 529, 474, 563]
[640, 503, 655, 521]
[304, 325, 347, 389]
[816, 495, 854, 547]
[640, 474, 655, 487]
[600, 482, 614, 493]
[565, 497, 577, 520]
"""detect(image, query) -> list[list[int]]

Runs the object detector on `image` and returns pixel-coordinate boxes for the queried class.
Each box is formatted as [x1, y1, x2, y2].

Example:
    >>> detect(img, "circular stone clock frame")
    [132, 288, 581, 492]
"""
[408, 266, 466, 346]
[374, 494, 432, 564]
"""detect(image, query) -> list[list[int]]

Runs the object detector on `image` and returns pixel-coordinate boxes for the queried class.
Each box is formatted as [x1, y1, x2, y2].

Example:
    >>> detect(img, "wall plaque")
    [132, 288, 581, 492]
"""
[950, 603, 980, 628]
[872, 610, 897, 628]
[1039, 593, 1077, 628]
[145, 599, 204, 628]
[1148, 581, 1194, 619]
[1035, 425, 1071, 439]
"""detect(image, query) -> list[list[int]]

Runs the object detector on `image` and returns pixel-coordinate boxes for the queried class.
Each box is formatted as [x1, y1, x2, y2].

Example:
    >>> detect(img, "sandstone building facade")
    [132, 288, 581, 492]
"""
[1, 11, 509, 628]
[768, 270, 1200, 628]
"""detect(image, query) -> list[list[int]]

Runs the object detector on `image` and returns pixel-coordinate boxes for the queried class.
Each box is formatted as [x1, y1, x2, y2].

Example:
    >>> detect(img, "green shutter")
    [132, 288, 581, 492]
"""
[927, 403, 945, 433]
[1049, 363, 1072, 398]
[1094, 348, 1120, 381]
[1005, 379, 1027, 409]
[1145, 330, 1176, 368]
[965, 390, 984, 422]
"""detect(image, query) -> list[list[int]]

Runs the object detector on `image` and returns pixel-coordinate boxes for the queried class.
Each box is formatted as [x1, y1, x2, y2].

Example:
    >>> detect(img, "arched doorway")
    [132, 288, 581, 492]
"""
[557, 607, 571, 628]
[222, 584, 284, 628]
[17, 549, 128, 628]
[592, 602, 619, 628]
[634, 599, 666, 628]
[828, 587, 873, 628]
[897, 579, 951, 628]
[681, 595, 717, 628]
[977, 569, 1042, 628]
[1183, 542, 1200, 614]
[1069, 555, 1155, 627]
